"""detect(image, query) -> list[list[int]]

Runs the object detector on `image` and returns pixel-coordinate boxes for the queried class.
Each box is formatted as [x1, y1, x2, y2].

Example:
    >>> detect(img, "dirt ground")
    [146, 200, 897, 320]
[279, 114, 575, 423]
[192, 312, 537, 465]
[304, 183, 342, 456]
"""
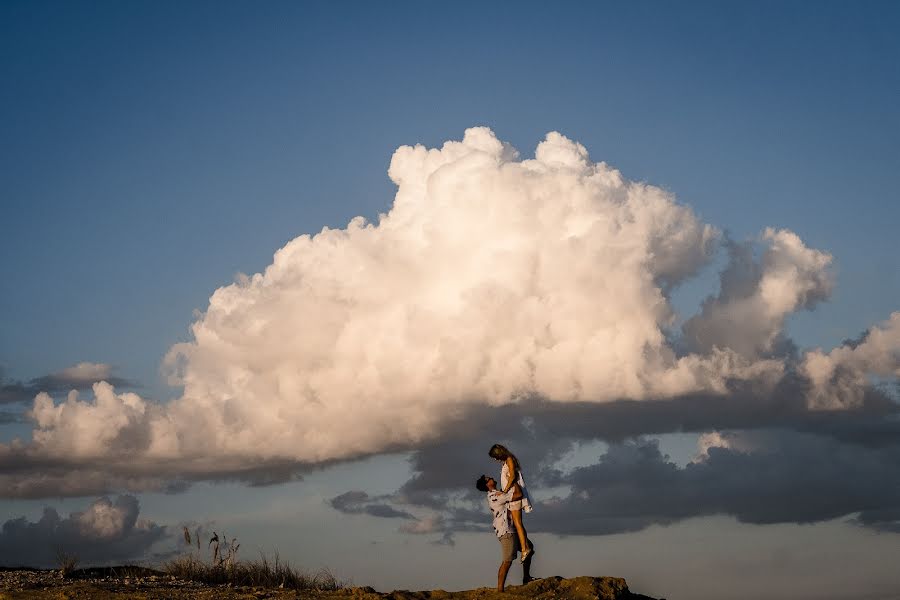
[0, 572, 661, 600]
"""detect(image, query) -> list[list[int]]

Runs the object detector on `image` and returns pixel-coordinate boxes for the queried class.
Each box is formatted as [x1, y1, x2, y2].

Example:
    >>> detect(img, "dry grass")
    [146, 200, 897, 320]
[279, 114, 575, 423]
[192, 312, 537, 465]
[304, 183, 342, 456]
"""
[166, 530, 342, 591]
[164, 553, 341, 590]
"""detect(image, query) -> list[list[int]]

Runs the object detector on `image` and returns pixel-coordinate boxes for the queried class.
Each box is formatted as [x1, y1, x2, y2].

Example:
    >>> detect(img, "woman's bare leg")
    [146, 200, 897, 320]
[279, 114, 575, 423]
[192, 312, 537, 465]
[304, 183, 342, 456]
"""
[510, 508, 529, 558]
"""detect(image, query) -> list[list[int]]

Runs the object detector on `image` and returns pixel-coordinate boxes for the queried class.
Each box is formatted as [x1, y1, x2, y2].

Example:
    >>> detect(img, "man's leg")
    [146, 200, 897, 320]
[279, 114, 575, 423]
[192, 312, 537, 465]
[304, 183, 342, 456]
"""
[522, 538, 535, 584]
[497, 560, 513, 592]
[497, 534, 517, 591]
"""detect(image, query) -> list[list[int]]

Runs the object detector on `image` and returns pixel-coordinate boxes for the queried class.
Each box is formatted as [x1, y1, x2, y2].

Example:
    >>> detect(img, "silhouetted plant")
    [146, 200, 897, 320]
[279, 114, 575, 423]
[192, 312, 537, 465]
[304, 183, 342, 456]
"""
[54, 548, 79, 578]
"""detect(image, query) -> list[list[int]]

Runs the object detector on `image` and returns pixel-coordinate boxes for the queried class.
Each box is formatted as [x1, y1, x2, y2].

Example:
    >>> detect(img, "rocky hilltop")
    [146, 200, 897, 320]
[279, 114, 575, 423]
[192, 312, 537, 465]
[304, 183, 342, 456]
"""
[363, 576, 661, 600]
[0, 570, 661, 600]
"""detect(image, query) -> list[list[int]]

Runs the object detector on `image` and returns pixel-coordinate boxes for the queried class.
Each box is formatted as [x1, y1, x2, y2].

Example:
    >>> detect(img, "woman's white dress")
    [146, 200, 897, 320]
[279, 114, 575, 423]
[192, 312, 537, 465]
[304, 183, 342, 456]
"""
[500, 462, 534, 513]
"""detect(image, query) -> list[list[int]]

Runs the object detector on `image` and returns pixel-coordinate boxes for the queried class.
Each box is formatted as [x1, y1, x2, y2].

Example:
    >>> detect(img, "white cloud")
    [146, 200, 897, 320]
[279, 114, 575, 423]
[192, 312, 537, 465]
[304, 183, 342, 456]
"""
[692, 430, 762, 463]
[399, 515, 445, 535]
[683, 229, 832, 358]
[693, 431, 731, 462]
[802, 312, 900, 409]
[56, 362, 114, 383]
[30, 384, 151, 458]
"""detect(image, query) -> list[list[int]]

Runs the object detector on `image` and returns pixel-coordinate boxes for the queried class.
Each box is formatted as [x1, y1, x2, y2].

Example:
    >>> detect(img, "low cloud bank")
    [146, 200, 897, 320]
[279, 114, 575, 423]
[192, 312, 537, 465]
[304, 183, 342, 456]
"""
[329, 407, 900, 540]
[0, 128, 897, 501]
[0, 495, 169, 567]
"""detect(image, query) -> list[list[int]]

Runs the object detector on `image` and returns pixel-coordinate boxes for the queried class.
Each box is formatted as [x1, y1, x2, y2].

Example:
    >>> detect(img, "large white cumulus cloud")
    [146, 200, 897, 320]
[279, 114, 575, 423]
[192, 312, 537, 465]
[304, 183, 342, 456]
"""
[157, 127, 741, 463]
[3, 127, 896, 496]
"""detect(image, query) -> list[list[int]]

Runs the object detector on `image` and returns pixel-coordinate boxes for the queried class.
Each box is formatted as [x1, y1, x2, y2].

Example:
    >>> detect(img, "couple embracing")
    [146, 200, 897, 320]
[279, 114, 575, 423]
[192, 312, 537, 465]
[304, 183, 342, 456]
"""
[475, 444, 536, 592]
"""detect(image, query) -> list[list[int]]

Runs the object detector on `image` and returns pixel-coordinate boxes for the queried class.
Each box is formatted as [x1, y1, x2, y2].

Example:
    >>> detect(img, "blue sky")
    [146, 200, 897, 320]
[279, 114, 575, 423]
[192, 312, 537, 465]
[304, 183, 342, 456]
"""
[3, 1, 898, 388]
[1, 2, 899, 599]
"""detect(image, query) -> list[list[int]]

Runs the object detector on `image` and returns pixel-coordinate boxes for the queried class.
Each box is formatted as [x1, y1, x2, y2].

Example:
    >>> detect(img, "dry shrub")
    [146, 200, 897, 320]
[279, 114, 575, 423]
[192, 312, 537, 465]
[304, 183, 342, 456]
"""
[55, 549, 79, 578]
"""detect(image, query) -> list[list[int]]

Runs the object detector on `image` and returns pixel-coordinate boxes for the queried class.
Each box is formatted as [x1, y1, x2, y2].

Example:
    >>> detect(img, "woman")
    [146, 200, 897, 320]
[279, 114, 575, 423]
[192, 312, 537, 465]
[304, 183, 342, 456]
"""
[489, 443, 533, 562]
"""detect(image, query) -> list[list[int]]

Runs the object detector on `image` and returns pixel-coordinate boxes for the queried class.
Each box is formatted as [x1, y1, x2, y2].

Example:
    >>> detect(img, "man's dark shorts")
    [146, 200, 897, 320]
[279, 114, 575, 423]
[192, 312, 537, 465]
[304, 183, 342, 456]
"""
[499, 533, 519, 562]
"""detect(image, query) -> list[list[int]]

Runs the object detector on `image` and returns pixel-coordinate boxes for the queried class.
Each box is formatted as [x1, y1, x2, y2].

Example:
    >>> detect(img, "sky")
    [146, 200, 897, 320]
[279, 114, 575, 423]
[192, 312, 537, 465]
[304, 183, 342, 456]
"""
[1, 2, 899, 599]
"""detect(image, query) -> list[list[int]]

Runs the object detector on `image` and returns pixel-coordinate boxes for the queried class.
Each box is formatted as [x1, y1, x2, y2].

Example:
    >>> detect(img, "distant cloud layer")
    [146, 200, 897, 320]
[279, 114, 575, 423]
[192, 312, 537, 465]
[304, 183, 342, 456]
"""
[0, 495, 169, 567]
[0, 128, 897, 508]
[327, 393, 900, 540]
[0, 362, 137, 405]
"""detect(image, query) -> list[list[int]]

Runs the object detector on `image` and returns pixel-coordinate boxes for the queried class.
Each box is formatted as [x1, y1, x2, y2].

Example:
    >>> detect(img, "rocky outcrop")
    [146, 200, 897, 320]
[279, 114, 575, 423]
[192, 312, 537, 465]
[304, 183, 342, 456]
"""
[342, 576, 659, 600]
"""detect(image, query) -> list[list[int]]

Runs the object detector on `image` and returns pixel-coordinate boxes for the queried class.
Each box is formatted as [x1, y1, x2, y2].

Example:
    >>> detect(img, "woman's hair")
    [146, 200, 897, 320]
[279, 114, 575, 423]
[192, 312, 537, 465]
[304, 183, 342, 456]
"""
[488, 444, 520, 471]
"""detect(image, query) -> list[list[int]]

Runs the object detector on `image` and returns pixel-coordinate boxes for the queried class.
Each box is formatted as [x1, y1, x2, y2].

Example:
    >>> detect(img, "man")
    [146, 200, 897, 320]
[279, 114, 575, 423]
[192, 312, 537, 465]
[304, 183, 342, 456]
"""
[476, 474, 535, 592]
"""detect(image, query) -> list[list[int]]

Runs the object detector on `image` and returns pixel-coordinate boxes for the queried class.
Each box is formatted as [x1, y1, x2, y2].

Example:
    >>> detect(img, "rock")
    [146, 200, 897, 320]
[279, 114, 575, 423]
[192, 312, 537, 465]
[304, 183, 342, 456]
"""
[336, 576, 655, 600]
[350, 586, 378, 594]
